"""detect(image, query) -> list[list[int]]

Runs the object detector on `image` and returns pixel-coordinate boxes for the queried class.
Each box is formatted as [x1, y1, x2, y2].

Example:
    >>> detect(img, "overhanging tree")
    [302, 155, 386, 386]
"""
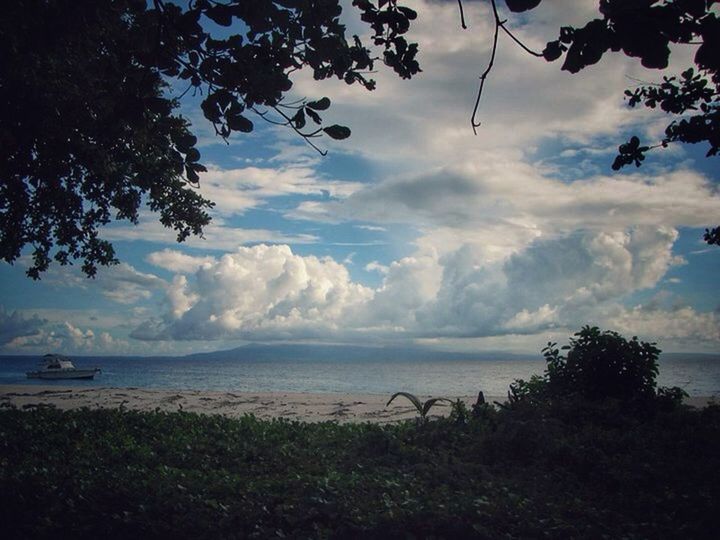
[3, 1, 717, 281]
[0, 0, 420, 278]
[465, 0, 719, 244]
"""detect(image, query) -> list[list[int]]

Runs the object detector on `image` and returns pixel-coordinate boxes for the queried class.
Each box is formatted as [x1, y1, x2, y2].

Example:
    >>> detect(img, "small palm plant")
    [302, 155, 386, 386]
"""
[386, 392, 453, 422]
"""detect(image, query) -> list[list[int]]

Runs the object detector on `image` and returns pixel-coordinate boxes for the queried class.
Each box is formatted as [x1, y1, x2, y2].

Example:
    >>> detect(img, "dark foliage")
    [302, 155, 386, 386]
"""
[525, 0, 720, 163]
[509, 326, 688, 410]
[545, 326, 661, 401]
[0, 399, 718, 538]
[705, 225, 720, 244]
[0, 0, 420, 277]
[503, 0, 719, 244]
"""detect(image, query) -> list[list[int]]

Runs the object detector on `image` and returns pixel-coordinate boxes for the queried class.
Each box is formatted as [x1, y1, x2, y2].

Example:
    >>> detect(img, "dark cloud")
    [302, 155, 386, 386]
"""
[0, 307, 46, 345]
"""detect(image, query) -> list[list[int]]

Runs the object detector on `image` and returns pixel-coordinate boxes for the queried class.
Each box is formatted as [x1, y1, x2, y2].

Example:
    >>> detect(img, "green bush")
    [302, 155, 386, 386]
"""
[510, 326, 685, 408]
[508, 374, 549, 405]
[545, 326, 661, 401]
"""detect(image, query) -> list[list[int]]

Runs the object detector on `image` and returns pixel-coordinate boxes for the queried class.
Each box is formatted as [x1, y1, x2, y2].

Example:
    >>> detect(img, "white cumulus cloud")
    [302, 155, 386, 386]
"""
[146, 249, 216, 274]
[132, 244, 374, 341]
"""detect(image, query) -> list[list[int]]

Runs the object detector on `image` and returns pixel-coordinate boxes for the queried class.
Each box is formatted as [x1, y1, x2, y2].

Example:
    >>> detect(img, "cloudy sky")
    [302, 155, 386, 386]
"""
[1, 0, 718, 356]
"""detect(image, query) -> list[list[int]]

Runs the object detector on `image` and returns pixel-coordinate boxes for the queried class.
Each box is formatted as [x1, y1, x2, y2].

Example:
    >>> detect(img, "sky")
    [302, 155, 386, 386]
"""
[1, 0, 718, 356]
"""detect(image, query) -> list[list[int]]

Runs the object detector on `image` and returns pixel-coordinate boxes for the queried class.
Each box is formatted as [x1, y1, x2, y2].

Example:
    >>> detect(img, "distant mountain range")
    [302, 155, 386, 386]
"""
[184, 343, 540, 362]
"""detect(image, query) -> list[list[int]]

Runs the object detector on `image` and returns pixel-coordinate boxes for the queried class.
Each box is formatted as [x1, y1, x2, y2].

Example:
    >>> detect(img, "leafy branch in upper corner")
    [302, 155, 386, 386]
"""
[0, 0, 421, 278]
[616, 66, 718, 169]
[458, 0, 719, 245]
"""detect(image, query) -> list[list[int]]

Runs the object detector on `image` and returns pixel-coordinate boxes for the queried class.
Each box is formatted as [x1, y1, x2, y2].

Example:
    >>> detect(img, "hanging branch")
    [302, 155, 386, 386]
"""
[457, 0, 543, 134]
[499, 22, 544, 58]
[470, 0, 502, 134]
[457, 0, 467, 29]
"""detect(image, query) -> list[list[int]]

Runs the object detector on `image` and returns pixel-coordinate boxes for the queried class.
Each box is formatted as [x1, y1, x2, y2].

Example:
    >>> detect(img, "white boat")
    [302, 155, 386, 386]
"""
[26, 354, 101, 380]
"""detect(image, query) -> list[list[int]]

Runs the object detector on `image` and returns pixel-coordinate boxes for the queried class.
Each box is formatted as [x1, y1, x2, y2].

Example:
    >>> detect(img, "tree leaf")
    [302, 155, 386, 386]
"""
[185, 148, 201, 163]
[307, 97, 331, 110]
[505, 0, 542, 13]
[543, 41, 564, 62]
[292, 109, 306, 129]
[186, 165, 200, 184]
[227, 114, 253, 133]
[305, 108, 321, 125]
[323, 124, 351, 140]
[206, 5, 232, 27]
[175, 134, 198, 152]
[397, 6, 417, 20]
[421, 398, 452, 418]
[386, 392, 422, 414]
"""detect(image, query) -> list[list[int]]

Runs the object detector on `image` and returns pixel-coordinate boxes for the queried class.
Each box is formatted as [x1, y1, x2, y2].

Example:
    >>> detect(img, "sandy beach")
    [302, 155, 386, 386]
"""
[0, 385, 497, 423]
[1, 385, 714, 423]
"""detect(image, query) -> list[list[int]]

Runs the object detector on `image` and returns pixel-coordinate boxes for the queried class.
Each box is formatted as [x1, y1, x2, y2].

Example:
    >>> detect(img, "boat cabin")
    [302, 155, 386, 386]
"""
[41, 354, 76, 370]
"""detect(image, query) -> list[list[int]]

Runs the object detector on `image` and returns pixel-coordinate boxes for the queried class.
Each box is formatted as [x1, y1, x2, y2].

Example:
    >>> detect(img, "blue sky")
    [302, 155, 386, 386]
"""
[1, 0, 718, 356]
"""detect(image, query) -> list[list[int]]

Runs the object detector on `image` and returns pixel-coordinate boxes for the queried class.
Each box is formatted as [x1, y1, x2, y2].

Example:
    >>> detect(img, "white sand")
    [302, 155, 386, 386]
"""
[1, 386, 714, 423]
[0, 385, 498, 423]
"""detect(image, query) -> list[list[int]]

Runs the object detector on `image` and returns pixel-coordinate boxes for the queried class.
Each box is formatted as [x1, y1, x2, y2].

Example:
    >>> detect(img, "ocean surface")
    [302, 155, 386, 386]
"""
[2, 353, 719, 397]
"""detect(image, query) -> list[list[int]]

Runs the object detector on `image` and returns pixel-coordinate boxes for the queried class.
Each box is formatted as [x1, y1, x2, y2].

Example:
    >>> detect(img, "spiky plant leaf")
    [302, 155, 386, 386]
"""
[386, 392, 423, 414]
[421, 398, 453, 418]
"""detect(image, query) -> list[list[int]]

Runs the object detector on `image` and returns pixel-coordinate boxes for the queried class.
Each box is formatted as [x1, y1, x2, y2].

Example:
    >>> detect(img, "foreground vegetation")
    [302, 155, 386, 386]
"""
[2, 400, 719, 539]
[1, 328, 719, 538]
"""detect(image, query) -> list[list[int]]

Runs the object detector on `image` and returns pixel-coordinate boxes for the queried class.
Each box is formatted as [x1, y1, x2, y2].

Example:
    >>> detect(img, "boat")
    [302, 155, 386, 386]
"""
[26, 354, 101, 380]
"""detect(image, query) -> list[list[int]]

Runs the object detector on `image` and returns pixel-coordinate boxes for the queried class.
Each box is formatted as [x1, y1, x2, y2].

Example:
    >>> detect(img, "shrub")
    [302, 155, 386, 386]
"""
[545, 326, 661, 402]
[508, 374, 549, 406]
[449, 399, 469, 425]
[510, 326, 675, 407]
[656, 385, 689, 411]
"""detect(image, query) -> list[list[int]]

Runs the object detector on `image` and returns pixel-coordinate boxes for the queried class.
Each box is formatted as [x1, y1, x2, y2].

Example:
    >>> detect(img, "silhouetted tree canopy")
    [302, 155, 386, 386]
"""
[0, 0, 420, 278]
[3, 1, 718, 280]
[494, 0, 719, 244]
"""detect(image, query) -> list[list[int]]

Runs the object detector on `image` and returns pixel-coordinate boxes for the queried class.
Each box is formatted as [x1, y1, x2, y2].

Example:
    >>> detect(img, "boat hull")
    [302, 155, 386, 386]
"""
[26, 369, 100, 380]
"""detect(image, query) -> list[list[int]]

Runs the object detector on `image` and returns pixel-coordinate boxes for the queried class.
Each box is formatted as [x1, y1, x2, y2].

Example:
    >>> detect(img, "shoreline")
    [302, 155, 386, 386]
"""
[0, 385, 490, 424]
[1, 385, 715, 423]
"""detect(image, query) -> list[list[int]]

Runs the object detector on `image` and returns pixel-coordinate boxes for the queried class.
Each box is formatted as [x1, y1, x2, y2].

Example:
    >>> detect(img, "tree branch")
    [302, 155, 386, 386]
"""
[457, 0, 467, 30]
[499, 22, 543, 58]
[269, 106, 328, 156]
[471, 0, 502, 134]
[464, 0, 544, 133]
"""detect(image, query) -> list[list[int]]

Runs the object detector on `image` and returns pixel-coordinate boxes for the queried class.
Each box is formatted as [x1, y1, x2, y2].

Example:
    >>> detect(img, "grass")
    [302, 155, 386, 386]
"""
[1, 400, 719, 539]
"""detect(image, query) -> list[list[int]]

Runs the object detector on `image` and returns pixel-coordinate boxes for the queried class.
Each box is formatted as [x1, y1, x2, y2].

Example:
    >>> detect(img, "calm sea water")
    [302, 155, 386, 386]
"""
[1, 355, 719, 397]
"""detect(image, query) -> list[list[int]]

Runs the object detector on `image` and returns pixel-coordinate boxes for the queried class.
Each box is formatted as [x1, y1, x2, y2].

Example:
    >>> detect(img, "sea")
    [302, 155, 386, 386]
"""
[1, 352, 719, 398]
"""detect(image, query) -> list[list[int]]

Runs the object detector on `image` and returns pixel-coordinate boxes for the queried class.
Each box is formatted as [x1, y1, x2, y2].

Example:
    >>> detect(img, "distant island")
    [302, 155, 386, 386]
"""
[183, 343, 540, 363]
